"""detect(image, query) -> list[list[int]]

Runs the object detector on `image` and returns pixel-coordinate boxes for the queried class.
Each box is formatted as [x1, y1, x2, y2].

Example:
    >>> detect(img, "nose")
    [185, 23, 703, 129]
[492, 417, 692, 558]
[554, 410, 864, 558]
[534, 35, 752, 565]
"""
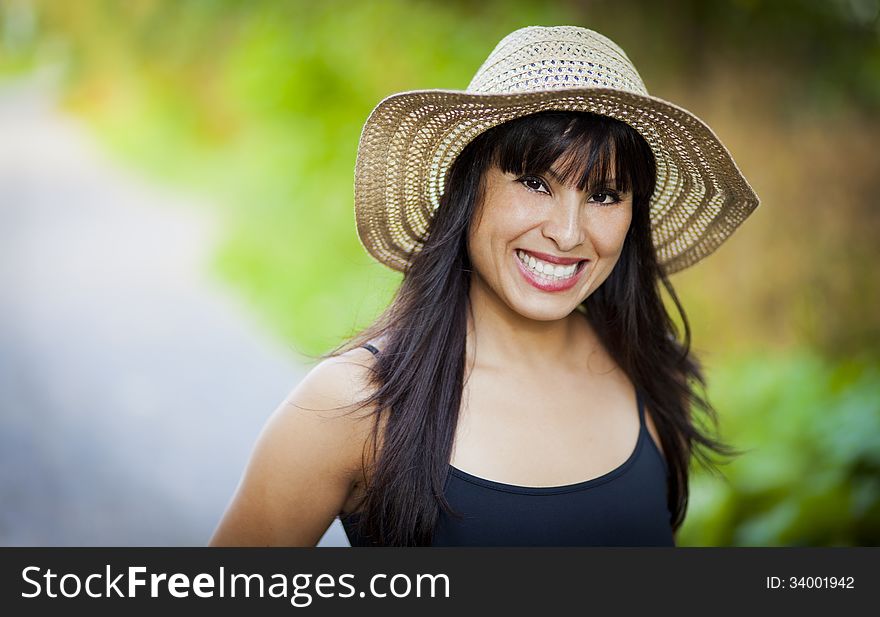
[540, 189, 585, 252]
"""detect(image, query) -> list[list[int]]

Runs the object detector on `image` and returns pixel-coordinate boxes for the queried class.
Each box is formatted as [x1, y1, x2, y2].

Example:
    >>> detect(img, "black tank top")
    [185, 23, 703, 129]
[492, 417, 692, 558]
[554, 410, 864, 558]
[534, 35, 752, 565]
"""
[340, 343, 675, 546]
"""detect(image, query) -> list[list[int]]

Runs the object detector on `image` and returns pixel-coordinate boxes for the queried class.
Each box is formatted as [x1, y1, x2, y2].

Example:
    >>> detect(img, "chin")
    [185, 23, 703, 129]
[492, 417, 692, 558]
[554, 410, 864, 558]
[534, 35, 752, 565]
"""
[509, 297, 579, 322]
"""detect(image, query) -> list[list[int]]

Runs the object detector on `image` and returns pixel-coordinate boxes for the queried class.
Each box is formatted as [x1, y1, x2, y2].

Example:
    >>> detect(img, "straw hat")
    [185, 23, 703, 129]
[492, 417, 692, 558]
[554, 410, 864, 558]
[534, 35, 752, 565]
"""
[353, 25, 760, 275]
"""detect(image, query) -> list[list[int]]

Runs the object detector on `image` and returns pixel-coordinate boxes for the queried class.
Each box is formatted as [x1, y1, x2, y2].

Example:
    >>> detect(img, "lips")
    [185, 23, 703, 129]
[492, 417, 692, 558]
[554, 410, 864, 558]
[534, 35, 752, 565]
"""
[514, 249, 588, 292]
[518, 249, 588, 265]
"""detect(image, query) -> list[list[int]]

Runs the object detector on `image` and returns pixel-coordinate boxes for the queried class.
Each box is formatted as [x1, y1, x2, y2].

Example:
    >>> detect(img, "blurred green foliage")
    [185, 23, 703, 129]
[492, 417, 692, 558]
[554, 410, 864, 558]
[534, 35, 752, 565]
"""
[3, 0, 578, 353]
[680, 349, 880, 545]
[2, 0, 878, 545]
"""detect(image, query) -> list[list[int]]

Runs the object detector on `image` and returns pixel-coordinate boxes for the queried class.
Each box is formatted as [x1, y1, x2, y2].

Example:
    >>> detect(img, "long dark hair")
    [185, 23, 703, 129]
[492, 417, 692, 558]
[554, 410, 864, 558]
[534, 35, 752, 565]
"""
[320, 110, 739, 546]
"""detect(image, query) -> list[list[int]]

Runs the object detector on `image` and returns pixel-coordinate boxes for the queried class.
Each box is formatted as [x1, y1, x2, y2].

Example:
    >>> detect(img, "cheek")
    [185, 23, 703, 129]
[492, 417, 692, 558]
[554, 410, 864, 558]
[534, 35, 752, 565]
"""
[468, 221, 508, 273]
[489, 199, 545, 248]
[466, 218, 495, 273]
[592, 209, 633, 256]
[469, 201, 535, 257]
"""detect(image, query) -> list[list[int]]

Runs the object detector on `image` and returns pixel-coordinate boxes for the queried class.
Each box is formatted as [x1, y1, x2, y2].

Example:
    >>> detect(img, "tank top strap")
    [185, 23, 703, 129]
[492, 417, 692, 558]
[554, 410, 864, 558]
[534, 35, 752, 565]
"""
[361, 343, 380, 356]
[635, 385, 646, 428]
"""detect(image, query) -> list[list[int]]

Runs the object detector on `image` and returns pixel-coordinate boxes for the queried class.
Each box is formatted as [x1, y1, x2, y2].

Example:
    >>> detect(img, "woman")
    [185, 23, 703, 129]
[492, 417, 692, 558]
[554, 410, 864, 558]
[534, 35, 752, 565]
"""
[209, 26, 759, 547]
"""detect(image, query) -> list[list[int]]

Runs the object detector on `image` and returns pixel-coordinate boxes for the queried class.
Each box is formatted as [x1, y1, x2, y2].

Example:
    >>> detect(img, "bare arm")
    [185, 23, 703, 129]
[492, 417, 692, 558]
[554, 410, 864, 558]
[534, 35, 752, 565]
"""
[208, 348, 378, 546]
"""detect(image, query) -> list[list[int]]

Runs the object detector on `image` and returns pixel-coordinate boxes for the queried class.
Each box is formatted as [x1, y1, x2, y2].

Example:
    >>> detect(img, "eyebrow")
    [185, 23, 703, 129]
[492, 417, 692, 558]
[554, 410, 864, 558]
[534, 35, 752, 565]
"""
[545, 168, 620, 189]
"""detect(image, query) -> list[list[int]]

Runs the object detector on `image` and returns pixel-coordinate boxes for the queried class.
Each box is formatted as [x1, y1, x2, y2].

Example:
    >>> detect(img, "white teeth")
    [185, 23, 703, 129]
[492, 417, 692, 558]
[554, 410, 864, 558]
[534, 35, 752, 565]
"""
[516, 250, 582, 281]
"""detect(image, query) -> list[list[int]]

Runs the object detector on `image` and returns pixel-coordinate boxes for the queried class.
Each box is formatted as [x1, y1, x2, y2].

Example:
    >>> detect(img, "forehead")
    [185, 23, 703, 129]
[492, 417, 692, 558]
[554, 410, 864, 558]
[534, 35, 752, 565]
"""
[490, 143, 621, 190]
[547, 151, 618, 186]
[491, 127, 624, 192]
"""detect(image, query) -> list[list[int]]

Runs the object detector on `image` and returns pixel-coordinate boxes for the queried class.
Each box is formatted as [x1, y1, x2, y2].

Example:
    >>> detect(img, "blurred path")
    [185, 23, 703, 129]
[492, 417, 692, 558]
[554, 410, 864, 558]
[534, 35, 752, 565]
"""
[0, 75, 349, 546]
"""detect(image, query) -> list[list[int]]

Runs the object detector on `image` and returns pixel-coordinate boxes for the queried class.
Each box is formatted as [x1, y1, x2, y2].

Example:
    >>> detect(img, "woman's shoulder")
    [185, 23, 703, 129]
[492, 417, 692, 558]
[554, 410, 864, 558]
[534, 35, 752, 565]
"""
[248, 344, 384, 485]
[292, 343, 383, 426]
[207, 344, 384, 545]
[293, 339, 389, 439]
[268, 345, 384, 480]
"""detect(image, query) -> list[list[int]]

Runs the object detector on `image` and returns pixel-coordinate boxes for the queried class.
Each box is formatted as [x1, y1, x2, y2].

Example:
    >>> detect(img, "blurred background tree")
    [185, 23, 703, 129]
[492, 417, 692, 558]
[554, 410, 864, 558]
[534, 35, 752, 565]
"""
[2, 0, 878, 545]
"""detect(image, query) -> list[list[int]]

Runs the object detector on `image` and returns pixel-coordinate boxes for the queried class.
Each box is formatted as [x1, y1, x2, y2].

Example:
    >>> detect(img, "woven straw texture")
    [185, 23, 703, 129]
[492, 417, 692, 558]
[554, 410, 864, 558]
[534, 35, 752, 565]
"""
[354, 25, 760, 274]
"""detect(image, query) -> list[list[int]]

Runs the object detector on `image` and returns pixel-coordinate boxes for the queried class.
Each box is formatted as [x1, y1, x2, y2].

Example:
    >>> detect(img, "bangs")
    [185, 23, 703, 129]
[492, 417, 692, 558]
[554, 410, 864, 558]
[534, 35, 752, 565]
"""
[487, 111, 655, 198]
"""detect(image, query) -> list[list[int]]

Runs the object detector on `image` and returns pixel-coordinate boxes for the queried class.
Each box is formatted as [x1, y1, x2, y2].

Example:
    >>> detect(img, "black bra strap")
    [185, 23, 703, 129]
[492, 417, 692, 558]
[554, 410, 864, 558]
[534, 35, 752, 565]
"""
[361, 343, 380, 356]
[635, 386, 646, 428]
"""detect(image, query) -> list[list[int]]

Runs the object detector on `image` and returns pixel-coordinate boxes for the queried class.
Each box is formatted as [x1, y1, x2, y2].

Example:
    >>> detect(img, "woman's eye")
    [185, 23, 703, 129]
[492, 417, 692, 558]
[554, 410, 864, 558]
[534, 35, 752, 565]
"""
[519, 176, 550, 194]
[590, 191, 621, 205]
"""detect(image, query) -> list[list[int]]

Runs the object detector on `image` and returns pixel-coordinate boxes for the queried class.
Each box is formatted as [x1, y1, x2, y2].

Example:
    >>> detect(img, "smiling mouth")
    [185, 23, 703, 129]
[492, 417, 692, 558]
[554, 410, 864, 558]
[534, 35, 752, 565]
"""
[515, 249, 588, 282]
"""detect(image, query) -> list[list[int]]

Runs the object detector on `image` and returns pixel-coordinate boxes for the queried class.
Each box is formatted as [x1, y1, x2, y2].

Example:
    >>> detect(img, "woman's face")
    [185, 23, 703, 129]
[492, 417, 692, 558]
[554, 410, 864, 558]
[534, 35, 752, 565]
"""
[467, 161, 633, 322]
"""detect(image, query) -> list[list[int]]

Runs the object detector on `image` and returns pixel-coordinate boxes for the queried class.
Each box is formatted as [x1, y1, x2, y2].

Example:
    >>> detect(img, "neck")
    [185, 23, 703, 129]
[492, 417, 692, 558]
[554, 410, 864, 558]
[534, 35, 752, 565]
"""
[465, 273, 600, 375]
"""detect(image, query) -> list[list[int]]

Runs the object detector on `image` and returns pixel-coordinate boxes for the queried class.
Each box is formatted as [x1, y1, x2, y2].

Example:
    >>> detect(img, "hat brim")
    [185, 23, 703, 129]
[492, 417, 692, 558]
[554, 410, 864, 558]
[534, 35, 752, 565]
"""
[354, 86, 760, 275]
